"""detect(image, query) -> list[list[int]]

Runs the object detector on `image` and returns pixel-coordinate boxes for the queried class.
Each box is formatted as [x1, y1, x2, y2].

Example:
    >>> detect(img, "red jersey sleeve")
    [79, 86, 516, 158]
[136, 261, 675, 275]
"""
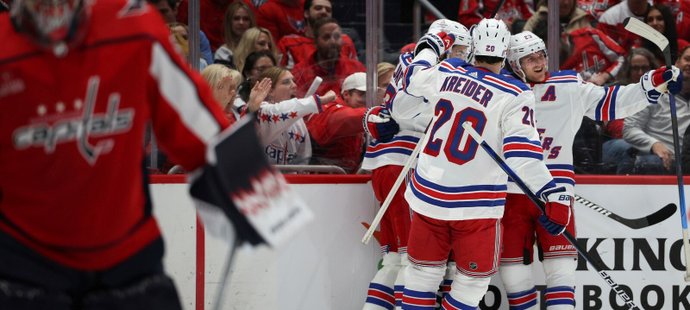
[146, 14, 230, 171]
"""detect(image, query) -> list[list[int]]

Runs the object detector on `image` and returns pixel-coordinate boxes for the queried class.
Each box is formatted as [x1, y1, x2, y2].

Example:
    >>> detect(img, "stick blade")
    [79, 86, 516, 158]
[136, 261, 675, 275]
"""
[623, 17, 669, 52]
[644, 203, 677, 226]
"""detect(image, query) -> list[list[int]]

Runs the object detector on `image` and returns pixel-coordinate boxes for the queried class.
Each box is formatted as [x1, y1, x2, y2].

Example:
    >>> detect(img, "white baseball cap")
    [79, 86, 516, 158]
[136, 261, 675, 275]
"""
[341, 72, 366, 94]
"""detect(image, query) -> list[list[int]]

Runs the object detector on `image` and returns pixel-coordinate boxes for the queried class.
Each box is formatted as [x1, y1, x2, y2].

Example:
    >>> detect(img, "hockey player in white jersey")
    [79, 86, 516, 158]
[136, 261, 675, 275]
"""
[500, 31, 682, 309]
[400, 19, 572, 310]
[361, 19, 472, 310]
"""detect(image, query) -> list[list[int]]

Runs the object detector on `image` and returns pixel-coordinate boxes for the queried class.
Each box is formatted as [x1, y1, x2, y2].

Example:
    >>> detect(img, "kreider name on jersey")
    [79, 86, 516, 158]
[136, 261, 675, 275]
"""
[439, 75, 494, 107]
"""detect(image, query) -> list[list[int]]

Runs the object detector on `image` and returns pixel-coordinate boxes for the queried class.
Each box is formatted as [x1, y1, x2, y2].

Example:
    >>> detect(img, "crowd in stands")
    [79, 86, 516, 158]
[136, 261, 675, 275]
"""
[138, 0, 690, 176]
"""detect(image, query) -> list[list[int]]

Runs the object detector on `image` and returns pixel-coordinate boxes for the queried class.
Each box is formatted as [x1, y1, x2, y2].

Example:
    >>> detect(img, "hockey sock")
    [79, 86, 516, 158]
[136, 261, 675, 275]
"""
[543, 258, 576, 309]
[394, 252, 409, 309]
[499, 263, 537, 309]
[401, 261, 446, 310]
[364, 252, 401, 310]
[442, 273, 491, 309]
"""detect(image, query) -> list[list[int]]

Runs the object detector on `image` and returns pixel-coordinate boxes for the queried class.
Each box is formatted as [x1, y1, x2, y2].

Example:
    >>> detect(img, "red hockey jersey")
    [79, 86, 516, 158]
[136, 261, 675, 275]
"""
[0, 0, 228, 270]
[255, 0, 305, 42]
[561, 27, 626, 80]
[306, 97, 366, 173]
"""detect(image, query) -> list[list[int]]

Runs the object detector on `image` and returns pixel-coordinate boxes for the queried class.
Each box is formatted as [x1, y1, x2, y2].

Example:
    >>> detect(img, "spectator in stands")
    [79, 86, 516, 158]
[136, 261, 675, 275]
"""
[291, 17, 366, 97]
[256, 0, 304, 42]
[168, 22, 208, 69]
[377, 62, 395, 105]
[307, 72, 368, 173]
[176, 0, 231, 50]
[237, 51, 278, 106]
[523, 0, 594, 34]
[278, 0, 358, 69]
[562, 27, 626, 85]
[457, 0, 533, 29]
[597, 0, 650, 48]
[255, 67, 336, 165]
[201, 64, 242, 121]
[578, 0, 621, 19]
[644, 4, 679, 63]
[623, 46, 690, 174]
[214, 1, 256, 68]
[232, 27, 277, 73]
[148, 0, 212, 65]
[603, 48, 659, 174]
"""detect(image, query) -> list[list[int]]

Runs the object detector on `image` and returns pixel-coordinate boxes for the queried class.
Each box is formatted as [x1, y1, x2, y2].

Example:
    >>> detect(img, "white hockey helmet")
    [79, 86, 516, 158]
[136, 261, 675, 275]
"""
[508, 31, 548, 81]
[428, 19, 472, 48]
[470, 18, 510, 59]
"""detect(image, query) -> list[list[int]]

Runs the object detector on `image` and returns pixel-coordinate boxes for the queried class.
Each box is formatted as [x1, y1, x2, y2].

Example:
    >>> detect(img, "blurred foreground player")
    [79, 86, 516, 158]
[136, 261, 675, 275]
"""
[0, 0, 243, 308]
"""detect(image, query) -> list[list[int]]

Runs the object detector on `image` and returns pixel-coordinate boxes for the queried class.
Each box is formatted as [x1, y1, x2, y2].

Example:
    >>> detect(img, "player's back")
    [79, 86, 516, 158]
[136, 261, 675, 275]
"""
[0, 0, 227, 270]
[404, 60, 536, 221]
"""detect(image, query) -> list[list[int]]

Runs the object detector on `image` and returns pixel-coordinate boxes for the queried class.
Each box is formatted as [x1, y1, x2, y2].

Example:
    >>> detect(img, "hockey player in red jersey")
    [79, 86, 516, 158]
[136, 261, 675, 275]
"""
[0, 0, 247, 308]
[399, 19, 573, 310]
[501, 31, 681, 309]
[361, 19, 472, 310]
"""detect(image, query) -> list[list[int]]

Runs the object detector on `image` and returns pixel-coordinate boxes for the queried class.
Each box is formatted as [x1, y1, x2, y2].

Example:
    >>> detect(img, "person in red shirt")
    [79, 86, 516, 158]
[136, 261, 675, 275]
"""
[291, 17, 365, 97]
[255, 0, 305, 43]
[307, 72, 368, 173]
[277, 0, 358, 69]
[0, 0, 246, 307]
[177, 0, 230, 50]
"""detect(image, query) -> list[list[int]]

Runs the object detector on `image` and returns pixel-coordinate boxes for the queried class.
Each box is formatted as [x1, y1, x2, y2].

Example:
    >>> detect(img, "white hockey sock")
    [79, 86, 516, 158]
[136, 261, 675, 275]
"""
[499, 263, 538, 309]
[364, 252, 402, 310]
[401, 261, 445, 310]
[543, 258, 576, 309]
[394, 252, 409, 309]
[442, 273, 491, 309]
[438, 261, 456, 301]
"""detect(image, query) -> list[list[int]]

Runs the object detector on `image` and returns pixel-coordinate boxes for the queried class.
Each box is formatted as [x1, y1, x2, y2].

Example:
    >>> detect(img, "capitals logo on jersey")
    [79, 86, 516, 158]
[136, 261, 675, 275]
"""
[12, 76, 135, 165]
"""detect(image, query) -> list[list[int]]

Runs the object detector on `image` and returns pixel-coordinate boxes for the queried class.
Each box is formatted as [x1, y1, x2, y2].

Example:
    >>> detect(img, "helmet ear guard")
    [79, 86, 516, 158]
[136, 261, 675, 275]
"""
[507, 31, 548, 82]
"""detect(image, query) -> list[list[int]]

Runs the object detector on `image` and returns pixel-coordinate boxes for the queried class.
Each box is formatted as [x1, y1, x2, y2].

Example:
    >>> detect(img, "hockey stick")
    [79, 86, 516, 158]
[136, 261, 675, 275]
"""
[361, 130, 429, 244]
[490, 0, 509, 18]
[462, 122, 640, 309]
[624, 17, 690, 281]
[575, 195, 677, 229]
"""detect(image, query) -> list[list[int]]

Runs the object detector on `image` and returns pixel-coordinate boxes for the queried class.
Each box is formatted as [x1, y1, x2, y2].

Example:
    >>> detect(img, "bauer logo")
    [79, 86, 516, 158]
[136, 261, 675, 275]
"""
[12, 76, 134, 165]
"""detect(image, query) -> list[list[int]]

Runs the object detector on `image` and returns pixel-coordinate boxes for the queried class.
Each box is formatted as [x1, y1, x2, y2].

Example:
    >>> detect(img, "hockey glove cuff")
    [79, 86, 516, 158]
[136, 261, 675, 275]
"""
[414, 32, 455, 59]
[538, 186, 572, 236]
[364, 105, 400, 142]
[643, 66, 682, 102]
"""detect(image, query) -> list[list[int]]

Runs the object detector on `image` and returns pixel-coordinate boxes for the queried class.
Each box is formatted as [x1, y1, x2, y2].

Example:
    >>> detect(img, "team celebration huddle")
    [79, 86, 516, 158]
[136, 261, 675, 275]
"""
[2, 0, 690, 308]
[362, 17, 681, 310]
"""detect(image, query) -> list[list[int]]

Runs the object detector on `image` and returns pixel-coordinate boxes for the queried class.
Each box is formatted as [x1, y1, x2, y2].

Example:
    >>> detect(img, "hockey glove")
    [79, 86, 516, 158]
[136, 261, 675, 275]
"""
[363, 105, 399, 142]
[413, 31, 455, 59]
[537, 186, 572, 236]
[642, 66, 682, 103]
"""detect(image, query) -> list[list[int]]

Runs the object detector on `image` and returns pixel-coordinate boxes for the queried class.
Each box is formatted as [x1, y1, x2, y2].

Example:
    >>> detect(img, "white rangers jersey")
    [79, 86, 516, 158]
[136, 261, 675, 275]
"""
[361, 52, 438, 170]
[402, 55, 560, 221]
[255, 96, 321, 165]
[507, 70, 650, 194]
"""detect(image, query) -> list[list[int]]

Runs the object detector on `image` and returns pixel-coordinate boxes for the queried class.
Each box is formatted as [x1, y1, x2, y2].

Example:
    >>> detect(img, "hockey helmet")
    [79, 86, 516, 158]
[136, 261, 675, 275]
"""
[10, 0, 89, 51]
[470, 18, 510, 60]
[507, 31, 548, 82]
[428, 19, 472, 48]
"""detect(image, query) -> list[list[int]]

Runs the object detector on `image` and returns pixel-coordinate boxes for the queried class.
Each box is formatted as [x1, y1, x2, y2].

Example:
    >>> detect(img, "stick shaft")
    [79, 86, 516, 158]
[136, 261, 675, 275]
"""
[462, 123, 640, 309]
[361, 132, 428, 244]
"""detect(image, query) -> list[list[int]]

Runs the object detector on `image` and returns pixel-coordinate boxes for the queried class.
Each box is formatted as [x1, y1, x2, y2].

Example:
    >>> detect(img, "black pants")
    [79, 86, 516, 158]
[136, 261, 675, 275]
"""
[0, 232, 183, 310]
